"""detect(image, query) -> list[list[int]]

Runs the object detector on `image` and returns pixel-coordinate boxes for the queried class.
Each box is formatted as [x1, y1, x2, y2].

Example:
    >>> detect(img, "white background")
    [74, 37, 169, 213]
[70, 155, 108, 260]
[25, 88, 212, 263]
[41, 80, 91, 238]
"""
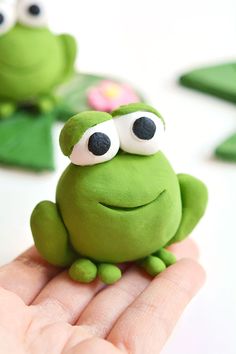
[0, 0, 236, 353]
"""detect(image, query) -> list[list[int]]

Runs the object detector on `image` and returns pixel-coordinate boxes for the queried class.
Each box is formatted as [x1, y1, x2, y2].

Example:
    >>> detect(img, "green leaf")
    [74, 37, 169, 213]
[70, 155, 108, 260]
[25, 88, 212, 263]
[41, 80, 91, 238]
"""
[215, 133, 236, 161]
[0, 112, 55, 171]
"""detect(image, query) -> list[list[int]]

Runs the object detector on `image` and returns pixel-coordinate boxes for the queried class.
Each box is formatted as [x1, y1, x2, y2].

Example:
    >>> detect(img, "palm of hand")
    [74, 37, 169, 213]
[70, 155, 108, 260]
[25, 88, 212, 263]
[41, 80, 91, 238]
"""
[0, 240, 204, 354]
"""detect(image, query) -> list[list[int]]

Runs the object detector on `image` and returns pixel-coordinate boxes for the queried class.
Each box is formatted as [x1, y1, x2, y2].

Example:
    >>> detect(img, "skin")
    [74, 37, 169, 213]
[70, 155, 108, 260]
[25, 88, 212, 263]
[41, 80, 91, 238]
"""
[0, 23, 76, 118]
[0, 240, 205, 354]
[31, 103, 208, 285]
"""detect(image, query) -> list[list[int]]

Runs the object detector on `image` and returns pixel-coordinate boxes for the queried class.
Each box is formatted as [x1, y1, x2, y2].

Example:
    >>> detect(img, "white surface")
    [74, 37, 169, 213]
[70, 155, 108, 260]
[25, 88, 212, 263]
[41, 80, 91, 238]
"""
[0, 0, 236, 353]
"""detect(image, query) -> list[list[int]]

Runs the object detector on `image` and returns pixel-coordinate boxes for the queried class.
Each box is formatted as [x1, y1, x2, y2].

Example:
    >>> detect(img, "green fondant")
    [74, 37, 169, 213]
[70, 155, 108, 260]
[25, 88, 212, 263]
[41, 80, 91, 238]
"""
[168, 174, 208, 245]
[0, 102, 16, 119]
[153, 248, 176, 267]
[0, 23, 77, 117]
[179, 62, 236, 103]
[69, 259, 97, 283]
[215, 133, 236, 162]
[0, 112, 54, 171]
[59, 111, 112, 157]
[57, 34, 77, 81]
[140, 256, 166, 276]
[98, 264, 122, 285]
[112, 102, 164, 124]
[31, 104, 208, 284]
[30, 201, 77, 266]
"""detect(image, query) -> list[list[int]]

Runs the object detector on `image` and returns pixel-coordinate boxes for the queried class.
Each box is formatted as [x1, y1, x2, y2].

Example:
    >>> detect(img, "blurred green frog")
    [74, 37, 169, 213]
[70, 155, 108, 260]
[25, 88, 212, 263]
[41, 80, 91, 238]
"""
[0, 0, 77, 118]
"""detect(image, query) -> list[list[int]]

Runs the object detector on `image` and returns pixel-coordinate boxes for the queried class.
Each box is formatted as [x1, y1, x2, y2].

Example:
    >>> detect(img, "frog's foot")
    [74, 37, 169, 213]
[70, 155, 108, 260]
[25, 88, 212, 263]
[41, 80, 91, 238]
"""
[37, 95, 58, 113]
[98, 264, 122, 285]
[153, 248, 176, 267]
[139, 255, 166, 277]
[0, 101, 16, 119]
[69, 259, 98, 283]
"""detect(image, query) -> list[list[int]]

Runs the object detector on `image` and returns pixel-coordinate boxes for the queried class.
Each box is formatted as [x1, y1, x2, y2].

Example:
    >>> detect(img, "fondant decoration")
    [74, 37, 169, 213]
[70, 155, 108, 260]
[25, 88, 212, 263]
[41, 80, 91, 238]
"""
[179, 62, 236, 104]
[179, 62, 236, 162]
[87, 80, 140, 112]
[31, 103, 208, 285]
[114, 110, 165, 156]
[215, 133, 236, 162]
[0, 111, 54, 170]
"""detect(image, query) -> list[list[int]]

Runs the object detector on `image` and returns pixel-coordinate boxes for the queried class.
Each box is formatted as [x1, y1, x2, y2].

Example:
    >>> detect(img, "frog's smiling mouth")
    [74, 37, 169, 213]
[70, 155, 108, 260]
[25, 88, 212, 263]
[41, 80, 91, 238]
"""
[0, 58, 47, 74]
[99, 189, 166, 212]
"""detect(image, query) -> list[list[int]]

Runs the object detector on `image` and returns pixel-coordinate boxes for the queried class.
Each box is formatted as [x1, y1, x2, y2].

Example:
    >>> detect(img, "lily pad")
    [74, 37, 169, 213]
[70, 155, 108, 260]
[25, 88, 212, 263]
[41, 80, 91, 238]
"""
[0, 112, 54, 171]
[215, 133, 236, 162]
[179, 62, 236, 103]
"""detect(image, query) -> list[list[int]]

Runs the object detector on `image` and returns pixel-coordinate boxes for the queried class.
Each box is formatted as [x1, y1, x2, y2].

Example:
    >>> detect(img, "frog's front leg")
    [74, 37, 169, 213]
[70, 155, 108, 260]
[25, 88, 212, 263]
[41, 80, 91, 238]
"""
[0, 101, 16, 119]
[30, 201, 77, 267]
[168, 173, 208, 246]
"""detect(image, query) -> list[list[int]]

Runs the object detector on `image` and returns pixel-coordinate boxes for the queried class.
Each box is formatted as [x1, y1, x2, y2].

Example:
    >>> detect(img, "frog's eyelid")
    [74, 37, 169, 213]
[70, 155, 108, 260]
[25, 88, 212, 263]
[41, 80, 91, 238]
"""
[70, 120, 120, 166]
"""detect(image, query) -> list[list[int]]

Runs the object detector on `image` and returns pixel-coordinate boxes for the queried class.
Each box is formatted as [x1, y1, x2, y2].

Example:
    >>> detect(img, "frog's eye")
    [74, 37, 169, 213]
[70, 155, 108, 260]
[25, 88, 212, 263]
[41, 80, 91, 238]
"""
[70, 120, 120, 166]
[17, 0, 48, 27]
[0, 3, 16, 36]
[114, 111, 165, 156]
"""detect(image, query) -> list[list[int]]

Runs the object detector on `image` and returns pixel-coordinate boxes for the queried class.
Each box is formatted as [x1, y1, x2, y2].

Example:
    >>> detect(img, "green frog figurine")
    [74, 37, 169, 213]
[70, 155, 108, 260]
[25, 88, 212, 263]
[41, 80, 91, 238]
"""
[31, 103, 208, 285]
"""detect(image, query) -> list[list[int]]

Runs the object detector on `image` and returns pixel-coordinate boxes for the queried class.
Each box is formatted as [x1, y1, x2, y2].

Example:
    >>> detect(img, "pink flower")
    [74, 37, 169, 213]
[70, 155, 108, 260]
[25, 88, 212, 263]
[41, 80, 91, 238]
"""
[87, 80, 140, 112]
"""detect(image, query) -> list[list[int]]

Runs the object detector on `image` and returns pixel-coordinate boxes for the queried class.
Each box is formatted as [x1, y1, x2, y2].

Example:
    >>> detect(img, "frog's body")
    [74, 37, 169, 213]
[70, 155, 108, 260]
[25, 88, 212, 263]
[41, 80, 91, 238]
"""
[31, 103, 208, 285]
[0, 24, 76, 117]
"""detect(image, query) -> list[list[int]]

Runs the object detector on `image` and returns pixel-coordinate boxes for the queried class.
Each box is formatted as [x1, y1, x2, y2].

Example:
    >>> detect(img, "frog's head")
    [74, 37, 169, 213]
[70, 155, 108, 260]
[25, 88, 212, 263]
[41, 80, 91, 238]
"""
[0, 0, 76, 101]
[58, 103, 182, 263]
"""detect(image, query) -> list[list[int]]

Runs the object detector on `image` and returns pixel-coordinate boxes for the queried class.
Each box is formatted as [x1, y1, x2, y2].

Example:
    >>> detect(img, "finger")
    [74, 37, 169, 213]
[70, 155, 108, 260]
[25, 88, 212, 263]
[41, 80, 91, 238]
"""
[77, 266, 151, 337]
[32, 271, 106, 324]
[76, 238, 198, 337]
[167, 238, 200, 260]
[66, 338, 122, 354]
[0, 247, 60, 304]
[108, 259, 205, 354]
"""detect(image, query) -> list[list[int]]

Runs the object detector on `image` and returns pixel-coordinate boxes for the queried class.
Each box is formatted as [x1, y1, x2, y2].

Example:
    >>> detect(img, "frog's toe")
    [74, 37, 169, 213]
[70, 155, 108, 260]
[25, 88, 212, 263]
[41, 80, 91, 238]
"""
[98, 264, 122, 285]
[140, 256, 166, 277]
[153, 248, 176, 267]
[69, 259, 97, 283]
[0, 102, 16, 119]
[37, 96, 56, 113]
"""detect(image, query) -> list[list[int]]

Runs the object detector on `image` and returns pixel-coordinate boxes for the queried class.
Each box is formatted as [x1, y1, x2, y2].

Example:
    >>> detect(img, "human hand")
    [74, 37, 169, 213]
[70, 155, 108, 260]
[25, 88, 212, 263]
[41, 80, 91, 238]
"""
[0, 239, 205, 354]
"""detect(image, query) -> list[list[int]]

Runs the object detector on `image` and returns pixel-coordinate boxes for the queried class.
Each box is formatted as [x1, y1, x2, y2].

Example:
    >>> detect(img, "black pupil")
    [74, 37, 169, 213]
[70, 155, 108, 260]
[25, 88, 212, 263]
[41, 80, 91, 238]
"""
[88, 132, 111, 156]
[132, 117, 156, 140]
[28, 4, 41, 16]
[0, 13, 4, 25]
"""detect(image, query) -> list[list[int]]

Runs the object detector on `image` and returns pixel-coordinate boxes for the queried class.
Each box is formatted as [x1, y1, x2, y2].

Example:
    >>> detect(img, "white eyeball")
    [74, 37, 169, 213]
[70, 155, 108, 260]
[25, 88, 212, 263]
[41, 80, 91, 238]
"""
[114, 111, 165, 156]
[0, 2, 16, 36]
[17, 0, 48, 27]
[70, 120, 120, 166]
